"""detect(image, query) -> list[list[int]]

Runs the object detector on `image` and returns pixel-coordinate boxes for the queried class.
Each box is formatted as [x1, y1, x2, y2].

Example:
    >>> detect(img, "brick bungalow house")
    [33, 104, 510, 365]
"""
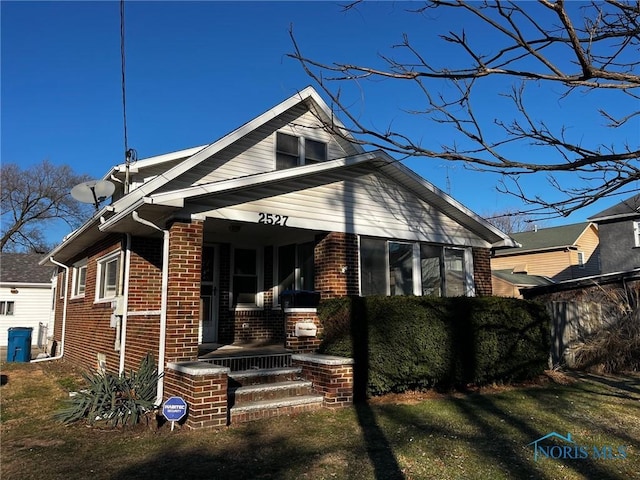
[41, 87, 516, 428]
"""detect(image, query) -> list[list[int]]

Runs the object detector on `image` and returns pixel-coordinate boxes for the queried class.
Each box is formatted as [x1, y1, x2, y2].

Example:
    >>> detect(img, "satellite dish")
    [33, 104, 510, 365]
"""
[71, 180, 115, 211]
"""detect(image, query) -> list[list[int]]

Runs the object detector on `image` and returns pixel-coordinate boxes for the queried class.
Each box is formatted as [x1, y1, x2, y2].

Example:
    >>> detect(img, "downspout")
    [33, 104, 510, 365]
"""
[32, 258, 69, 363]
[118, 233, 132, 375]
[132, 211, 169, 406]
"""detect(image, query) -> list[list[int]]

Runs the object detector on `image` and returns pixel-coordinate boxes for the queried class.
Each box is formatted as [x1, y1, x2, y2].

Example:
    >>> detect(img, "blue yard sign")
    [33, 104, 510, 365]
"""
[163, 396, 187, 430]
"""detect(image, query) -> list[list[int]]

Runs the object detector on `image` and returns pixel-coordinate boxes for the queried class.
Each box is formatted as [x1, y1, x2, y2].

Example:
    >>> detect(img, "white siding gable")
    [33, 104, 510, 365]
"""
[189, 168, 491, 248]
[154, 104, 357, 194]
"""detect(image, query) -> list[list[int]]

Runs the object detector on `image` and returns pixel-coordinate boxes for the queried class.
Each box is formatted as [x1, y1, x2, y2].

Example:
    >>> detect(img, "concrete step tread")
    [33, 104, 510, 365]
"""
[229, 366, 301, 379]
[231, 380, 312, 394]
[230, 394, 324, 413]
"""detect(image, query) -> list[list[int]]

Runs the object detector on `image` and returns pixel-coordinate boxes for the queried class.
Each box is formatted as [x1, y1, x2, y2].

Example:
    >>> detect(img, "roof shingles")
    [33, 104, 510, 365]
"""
[0, 253, 54, 284]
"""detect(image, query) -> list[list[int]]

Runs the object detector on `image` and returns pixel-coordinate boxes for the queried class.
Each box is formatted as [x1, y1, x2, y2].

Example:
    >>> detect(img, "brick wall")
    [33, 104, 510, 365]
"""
[284, 310, 322, 353]
[127, 236, 162, 311]
[165, 220, 203, 363]
[164, 362, 229, 429]
[472, 247, 493, 296]
[315, 232, 359, 300]
[292, 353, 354, 408]
[54, 235, 124, 372]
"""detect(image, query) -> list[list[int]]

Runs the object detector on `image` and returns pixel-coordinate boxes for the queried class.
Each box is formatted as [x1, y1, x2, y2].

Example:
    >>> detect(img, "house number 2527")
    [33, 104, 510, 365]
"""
[258, 212, 289, 226]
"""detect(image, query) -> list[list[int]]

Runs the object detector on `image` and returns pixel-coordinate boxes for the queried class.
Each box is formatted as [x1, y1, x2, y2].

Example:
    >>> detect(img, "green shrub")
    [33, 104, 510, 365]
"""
[54, 353, 162, 427]
[318, 296, 550, 397]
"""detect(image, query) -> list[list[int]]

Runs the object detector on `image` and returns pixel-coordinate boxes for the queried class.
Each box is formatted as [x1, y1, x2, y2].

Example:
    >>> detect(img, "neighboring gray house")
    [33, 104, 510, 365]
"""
[0, 253, 55, 349]
[589, 194, 640, 273]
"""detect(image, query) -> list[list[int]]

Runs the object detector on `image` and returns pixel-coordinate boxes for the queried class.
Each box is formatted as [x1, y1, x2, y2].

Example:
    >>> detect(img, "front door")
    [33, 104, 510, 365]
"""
[200, 245, 219, 343]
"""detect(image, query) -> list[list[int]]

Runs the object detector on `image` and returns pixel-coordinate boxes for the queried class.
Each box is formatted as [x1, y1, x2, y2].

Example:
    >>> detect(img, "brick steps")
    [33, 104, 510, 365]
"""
[228, 367, 323, 424]
[229, 395, 324, 423]
[228, 367, 302, 386]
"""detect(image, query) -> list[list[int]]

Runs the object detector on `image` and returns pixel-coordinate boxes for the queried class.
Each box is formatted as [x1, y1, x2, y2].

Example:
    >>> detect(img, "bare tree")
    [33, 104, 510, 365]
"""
[289, 0, 640, 218]
[0, 160, 93, 253]
[483, 208, 544, 233]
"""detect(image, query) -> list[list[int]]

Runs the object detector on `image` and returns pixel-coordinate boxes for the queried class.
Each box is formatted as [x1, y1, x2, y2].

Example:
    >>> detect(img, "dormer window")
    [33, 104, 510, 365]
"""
[276, 132, 326, 170]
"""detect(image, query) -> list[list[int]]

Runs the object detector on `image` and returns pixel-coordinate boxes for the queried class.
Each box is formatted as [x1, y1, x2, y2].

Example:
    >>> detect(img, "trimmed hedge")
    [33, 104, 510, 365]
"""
[318, 296, 551, 397]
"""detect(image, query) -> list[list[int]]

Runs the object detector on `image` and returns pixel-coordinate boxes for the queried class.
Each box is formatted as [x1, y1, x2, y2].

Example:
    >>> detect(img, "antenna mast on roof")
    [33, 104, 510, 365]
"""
[120, 0, 136, 194]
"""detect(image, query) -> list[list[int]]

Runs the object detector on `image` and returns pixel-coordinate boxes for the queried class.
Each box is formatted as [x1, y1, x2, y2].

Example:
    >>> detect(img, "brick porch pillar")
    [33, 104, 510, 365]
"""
[165, 219, 203, 363]
[315, 232, 359, 300]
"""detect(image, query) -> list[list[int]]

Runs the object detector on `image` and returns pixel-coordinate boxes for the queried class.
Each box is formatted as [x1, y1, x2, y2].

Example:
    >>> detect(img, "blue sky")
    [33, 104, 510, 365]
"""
[2, 1, 636, 244]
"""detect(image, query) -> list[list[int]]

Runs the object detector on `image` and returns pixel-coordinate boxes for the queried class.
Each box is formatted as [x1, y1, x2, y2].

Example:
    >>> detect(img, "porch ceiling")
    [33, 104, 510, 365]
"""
[201, 217, 323, 245]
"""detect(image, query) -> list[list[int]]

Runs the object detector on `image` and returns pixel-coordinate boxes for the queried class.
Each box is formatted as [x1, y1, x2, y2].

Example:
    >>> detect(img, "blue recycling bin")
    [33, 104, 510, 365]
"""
[7, 327, 33, 362]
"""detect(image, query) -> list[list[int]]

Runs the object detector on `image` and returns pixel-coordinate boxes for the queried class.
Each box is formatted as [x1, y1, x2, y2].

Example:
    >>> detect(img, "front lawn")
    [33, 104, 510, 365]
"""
[1, 361, 638, 479]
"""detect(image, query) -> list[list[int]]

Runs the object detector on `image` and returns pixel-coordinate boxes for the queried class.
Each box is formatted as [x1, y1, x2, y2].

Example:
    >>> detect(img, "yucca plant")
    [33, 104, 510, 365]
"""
[55, 353, 162, 427]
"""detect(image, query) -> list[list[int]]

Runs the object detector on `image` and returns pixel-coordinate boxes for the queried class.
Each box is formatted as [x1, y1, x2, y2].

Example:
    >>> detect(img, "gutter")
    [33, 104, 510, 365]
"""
[31, 258, 69, 363]
[131, 211, 169, 406]
[118, 233, 132, 375]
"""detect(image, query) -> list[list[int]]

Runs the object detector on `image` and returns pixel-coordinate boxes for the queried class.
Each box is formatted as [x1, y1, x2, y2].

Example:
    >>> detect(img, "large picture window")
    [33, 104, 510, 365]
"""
[96, 251, 121, 301]
[360, 237, 472, 297]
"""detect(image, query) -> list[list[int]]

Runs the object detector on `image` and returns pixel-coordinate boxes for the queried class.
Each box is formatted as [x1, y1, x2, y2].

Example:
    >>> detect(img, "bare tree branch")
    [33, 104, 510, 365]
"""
[0, 160, 93, 252]
[289, 0, 640, 218]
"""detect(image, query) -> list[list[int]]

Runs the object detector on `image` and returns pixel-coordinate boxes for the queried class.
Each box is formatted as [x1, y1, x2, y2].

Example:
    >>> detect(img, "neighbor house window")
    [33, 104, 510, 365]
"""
[577, 251, 586, 268]
[275, 132, 327, 170]
[0, 301, 15, 315]
[232, 247, 263, 308]
[634, 221, 640, 247]
[277, 242, 315, 302]
[96, 251, 121, 301]
[72, 260, 87, 298]
[359, 237, 472, 297]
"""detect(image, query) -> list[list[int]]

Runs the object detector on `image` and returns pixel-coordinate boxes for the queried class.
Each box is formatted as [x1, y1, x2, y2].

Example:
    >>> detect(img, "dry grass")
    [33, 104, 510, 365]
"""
[1, 360, 639, 480]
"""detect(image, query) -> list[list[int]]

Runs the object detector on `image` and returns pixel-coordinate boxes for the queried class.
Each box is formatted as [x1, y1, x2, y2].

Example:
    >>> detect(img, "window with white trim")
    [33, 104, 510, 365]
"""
[72, 260, 87, 298]
[577, 251, 586, 268]
[276, 242, 315, 302]
[0, 301, 15, 315]
[360, 237, 472, 297]
[96, 251, 121, 301]
[275, 132, 327, 170]
[231, 247, 263, 308]
[634, 221, 640, 247]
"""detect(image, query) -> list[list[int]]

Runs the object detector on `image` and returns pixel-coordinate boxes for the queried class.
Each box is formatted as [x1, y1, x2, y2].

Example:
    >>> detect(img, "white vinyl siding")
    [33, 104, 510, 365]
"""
[193, 171, 489, 248]
[0, 285, 53, 347]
